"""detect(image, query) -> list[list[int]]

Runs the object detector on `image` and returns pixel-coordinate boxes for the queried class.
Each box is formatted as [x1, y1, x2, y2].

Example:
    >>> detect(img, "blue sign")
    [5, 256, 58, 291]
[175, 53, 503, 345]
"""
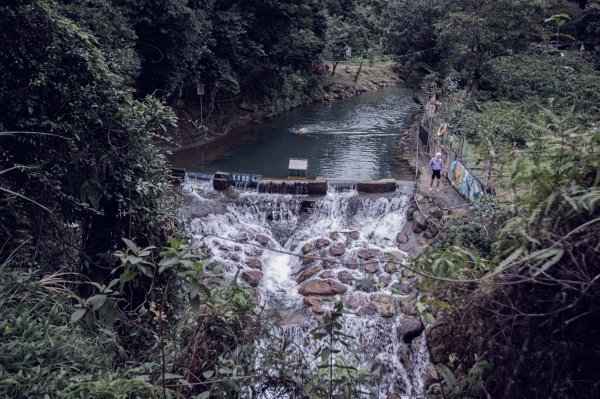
[229, 173, 262, 184]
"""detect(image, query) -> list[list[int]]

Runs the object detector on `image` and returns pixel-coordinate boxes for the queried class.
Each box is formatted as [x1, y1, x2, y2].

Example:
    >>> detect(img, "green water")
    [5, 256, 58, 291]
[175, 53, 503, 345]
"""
[169, 86, 419, 181]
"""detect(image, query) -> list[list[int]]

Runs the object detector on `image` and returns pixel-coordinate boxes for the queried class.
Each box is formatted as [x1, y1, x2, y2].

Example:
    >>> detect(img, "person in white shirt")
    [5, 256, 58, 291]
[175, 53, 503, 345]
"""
[428, 152, 445, 191]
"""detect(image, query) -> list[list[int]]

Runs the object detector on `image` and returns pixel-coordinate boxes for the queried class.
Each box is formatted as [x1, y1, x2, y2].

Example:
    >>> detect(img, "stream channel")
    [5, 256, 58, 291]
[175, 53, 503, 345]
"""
[171, 87, 431, 398]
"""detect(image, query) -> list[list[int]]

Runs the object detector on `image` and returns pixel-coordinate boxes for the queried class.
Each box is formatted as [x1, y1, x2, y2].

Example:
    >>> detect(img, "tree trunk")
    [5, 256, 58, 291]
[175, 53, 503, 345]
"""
[331, 62, 339, 76]
[354, 62, 363, 83]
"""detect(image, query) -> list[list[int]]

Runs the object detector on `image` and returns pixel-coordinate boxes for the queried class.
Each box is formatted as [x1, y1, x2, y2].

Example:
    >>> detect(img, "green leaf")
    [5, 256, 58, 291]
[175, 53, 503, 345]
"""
[71, 308, 87, 323]
[202, 370, 214, 379]
[86, 294, 107, 311]
[122, 238, 138, 251]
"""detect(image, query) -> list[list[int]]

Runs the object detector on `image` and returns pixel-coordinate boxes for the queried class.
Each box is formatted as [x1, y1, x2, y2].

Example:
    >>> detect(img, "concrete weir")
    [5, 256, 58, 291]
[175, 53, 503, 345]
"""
[209, 171, 402, 195]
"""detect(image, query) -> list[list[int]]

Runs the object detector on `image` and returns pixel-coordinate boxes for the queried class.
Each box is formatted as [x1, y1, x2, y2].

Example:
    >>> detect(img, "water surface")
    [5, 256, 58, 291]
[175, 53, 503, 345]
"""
[169, 86, 418, 180]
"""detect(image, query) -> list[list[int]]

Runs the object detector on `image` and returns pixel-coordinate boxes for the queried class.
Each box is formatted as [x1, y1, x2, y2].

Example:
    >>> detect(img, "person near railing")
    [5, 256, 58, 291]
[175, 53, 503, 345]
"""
[428, 152, 445, 192]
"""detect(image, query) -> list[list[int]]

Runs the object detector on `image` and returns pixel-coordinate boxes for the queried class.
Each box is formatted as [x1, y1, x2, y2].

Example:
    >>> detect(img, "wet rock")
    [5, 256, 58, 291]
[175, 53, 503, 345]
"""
[355, 277, 377, 293]
[241, 270, 263, 287]
[329, 243, 346, 257]
[384, 263, 398, 274]
[364, 260, 379, 273]
[301, 255, 318, 266]
[344, 292, 366, 310]
[412, 211, 428, 234]
[387, 394, 402, 399]
[406, 205, 417, 221]
[337, 270, 353, 284]
[397, 315, 424, 343]
[357, 304, 378, 316]
[401, 302, 418, 316]
[316, 238, 331, 249]
[227, 253, 241, 262]
[422, 364, 440, 389]
[322, 258, 339, 269]
[234, 233, 249, 242]
[296, 265, 323, 283]
[423, 225, 439, 239]
[304, 296, 322, 307]
[397, 243, 412, 253]
[301, 243, 314, 254]
[371, 294, 396, 317]
[348, 231, 360, 240]
[311, 305, 326, 315]
[298, 279, 347, 296]
[346, 258, 359, 269]
[320, 270, 333, 279]
[329, 232, 341, 241]
[279, 313, 310, 326]
[430, 208, 444, 219]
[378, 274, 392, 286]
[391, 282, 413, 295]
[245, 258, 263, 270]
[255, 234, 270, 247]
[357, 248, 380, 260]
[395, 232, 409, 244]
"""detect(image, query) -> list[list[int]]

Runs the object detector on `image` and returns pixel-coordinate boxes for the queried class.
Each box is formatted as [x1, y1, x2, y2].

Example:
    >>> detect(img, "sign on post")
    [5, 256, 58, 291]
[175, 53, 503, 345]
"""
[196, 83, 205, 96]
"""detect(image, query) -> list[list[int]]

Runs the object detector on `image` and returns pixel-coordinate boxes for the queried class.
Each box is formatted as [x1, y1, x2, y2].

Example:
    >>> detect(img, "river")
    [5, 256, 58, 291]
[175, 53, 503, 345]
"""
[169, 86, 419, 181]
[178, 87, 431, 398]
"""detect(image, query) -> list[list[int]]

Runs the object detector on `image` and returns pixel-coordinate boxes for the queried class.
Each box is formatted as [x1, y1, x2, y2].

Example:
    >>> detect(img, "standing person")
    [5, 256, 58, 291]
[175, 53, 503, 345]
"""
[428, 152, 445, 191]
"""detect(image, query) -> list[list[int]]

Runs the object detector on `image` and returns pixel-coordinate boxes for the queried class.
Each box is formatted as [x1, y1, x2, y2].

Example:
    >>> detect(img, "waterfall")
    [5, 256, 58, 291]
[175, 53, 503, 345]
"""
[182, 180, 431, 397]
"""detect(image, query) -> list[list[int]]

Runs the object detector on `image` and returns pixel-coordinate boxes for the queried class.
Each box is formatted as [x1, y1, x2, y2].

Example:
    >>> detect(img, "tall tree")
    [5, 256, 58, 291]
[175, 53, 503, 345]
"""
[435, 0, 548, 90]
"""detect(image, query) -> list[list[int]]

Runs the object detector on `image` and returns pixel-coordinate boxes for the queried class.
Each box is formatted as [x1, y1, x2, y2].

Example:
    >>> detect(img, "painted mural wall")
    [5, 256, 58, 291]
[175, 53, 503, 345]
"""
[451, 161, 484, 202]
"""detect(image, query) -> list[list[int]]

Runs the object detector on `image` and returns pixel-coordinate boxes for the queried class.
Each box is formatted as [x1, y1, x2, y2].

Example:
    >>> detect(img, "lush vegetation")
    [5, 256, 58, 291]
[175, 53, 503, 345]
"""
[1, 0, 599, 398]
[382, 1, 600, 398]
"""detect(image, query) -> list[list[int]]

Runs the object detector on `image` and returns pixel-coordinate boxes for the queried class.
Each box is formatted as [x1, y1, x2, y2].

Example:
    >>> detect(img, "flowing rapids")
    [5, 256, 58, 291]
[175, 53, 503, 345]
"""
[182, 180, 431, 398]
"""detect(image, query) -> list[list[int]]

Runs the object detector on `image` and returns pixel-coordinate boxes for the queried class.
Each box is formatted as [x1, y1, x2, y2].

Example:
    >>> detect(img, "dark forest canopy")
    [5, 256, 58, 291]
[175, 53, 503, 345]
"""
[0, 1, 599, 398]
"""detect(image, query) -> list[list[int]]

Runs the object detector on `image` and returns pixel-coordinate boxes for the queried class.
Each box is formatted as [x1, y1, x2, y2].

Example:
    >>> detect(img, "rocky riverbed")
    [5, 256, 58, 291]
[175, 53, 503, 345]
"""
[182, 180, 440, 397]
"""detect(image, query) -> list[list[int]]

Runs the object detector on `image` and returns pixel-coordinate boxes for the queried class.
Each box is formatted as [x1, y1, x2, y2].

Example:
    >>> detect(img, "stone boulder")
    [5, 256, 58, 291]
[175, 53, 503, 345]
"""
[344, 292, 366, 310]
[337, 270, 353, 284]
[355, 277, 377, 293]
[397, 315, 424, 343]
[423, 225, 439, 240]
[430, 207, 444, 219]
[301, 243, 314, 254]
[357, 304, 378, 316]
[245, 258, 263, 270]
[422, 364, 440, 389]
[301, 256, 317, 266]
[370, 294, 396, 317]
[348, 231, 360, 240]
[316, 238, 331, 249]
[304, 296, 322, 307]
[298, 279, 347, 296]
[395, 232, 409, 244]
[296, 265, 323, 283]
[384, 262, 398, 274]
[364, 260, 379, 273]
[320, 270, 333, 279]
[311, 305, 326, 315]
[329, 243, 346, 257]
[322, 258, 338, 269]
[329, 232, 341, 241]
[357, 249, 380, 260]
[346, 258, 358, 269]
[255, 234, 270, 247]
[412, 211, 428, 234]
[241, 270, 263, 287]
[378, 274, 392, 286]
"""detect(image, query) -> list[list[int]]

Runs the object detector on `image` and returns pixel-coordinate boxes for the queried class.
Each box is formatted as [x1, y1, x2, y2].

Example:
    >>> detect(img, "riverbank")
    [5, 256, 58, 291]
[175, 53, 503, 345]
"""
[167, 61, 403, 152]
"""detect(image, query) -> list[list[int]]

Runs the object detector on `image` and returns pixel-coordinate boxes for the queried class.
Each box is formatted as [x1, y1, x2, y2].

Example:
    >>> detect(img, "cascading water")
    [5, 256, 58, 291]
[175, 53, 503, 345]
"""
[183, 179, 431, 398]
